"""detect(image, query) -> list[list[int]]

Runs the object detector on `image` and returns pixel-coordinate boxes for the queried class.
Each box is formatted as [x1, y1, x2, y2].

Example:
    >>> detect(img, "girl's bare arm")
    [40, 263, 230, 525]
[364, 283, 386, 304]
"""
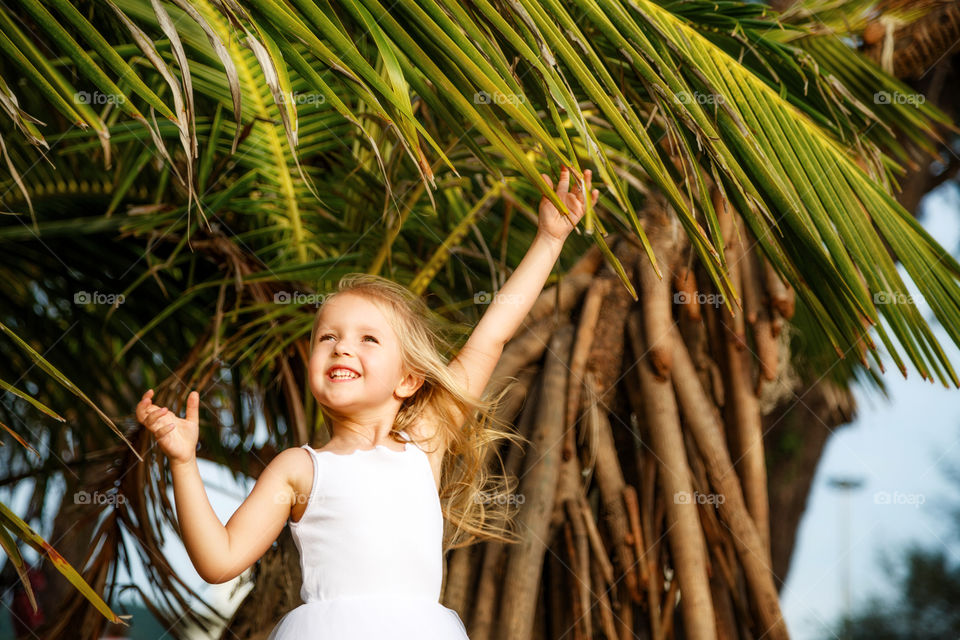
[138, 390, 300, 584]
[449, 167, 598, 402]
[169, 450, 300, 584]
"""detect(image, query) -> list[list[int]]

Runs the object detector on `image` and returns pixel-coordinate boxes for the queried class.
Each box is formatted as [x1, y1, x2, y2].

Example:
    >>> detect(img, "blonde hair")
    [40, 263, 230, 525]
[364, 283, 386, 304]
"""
[309, 273, 528, 551]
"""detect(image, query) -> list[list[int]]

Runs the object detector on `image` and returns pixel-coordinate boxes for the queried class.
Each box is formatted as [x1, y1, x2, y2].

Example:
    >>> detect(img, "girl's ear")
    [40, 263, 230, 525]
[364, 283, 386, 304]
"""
[395, 371, 425, 400]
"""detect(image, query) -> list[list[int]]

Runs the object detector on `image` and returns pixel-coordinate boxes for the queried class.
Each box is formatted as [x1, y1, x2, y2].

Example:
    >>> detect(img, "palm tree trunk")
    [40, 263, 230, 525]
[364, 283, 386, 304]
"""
[498, 324, 574, 640]
[669, 323, 789, 640]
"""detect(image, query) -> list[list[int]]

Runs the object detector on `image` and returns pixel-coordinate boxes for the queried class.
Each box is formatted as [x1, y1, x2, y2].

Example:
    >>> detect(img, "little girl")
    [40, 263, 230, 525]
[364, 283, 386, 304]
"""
[136, 167, 598, 639]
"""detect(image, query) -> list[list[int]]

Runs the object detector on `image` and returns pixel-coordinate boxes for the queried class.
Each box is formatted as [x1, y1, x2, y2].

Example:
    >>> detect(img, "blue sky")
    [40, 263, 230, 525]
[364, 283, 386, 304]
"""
[781, 182, 960, 639]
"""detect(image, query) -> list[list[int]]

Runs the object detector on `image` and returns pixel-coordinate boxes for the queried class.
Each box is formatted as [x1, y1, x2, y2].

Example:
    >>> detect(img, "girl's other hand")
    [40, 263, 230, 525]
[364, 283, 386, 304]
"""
[537, 167, 599, 245]
[136, 389, 200, 466]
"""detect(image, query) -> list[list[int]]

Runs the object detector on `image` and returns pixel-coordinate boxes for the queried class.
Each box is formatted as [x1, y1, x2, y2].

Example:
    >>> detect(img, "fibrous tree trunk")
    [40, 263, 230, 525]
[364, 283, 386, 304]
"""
[434, 211, 805, 639]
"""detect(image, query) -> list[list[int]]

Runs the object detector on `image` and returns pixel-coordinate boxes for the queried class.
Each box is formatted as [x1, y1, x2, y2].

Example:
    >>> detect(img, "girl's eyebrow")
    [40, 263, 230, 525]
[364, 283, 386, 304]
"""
[318, 324, 382, 333]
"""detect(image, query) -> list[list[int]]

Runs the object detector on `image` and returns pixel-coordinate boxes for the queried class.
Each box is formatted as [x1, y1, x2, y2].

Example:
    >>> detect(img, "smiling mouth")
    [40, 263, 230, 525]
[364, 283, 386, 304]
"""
[328, 370, 360, 380]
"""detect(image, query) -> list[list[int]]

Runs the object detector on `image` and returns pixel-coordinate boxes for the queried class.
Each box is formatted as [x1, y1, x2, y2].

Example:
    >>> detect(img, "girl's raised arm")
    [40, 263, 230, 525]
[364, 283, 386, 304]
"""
[137, 390, 301, 584]
[449, 167, 598, 403]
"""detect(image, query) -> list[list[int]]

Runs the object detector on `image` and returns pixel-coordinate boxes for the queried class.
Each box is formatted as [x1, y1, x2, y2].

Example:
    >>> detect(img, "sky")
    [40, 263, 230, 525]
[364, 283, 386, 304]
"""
[780, 181, 960, 639]
[3, 183, 960, 639]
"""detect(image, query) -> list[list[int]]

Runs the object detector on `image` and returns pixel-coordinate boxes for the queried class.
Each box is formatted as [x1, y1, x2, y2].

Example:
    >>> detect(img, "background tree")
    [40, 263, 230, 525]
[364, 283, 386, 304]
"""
[768, 0, 960, 584]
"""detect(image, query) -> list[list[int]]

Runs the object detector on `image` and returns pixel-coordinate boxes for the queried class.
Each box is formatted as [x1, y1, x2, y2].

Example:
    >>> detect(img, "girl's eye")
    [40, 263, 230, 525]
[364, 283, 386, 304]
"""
[318, 334, 376, 343]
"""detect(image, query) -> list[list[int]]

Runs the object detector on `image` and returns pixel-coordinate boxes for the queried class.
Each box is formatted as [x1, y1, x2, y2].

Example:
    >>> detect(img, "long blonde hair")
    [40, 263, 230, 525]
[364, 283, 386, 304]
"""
[309, 273, 528, 551]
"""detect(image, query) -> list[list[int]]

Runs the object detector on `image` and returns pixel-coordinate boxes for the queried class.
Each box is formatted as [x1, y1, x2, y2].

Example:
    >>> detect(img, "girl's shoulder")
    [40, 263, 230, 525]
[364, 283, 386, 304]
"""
[272, 445, 316, 523]
[268, 446, 313, 497]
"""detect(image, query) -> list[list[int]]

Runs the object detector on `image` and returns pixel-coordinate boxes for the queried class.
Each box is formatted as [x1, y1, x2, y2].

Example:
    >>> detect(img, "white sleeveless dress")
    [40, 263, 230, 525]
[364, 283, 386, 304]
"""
[266, 430, 470, 639]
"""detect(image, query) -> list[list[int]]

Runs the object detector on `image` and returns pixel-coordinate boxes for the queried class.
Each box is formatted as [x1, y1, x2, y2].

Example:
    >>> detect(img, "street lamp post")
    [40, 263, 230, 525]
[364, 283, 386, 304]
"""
[827, 476, 865, 640]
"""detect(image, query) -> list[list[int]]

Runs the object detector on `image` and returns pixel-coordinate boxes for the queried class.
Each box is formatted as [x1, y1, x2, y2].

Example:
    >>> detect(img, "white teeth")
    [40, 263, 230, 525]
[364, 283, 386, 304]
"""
[329, 370, 359, 379]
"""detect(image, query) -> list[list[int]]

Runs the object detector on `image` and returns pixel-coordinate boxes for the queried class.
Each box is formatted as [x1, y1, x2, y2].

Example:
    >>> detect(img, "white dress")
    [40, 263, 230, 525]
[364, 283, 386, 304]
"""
[266, 430, 470, 639]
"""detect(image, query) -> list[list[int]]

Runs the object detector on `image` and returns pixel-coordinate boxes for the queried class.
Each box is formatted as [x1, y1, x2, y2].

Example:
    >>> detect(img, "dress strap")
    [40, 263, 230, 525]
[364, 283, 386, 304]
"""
[396, 430, 427, 456]
[291, 443, 320, 528]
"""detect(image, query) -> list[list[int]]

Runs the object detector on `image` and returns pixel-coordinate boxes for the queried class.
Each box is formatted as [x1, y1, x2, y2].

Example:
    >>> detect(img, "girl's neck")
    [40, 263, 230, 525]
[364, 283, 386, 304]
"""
[325, 413, 399, 447]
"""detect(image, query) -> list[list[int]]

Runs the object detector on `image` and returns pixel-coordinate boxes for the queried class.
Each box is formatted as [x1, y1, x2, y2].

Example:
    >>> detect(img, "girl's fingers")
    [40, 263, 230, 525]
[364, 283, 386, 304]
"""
[542, 167, 598, 214]
[144, 407, 168, 428]
[155, 422, 176, 439]
[137, 390, 156, 420]
[151, 418, 177, 439]
[570, 169, 589, 203]
[557, 166, 570, 196]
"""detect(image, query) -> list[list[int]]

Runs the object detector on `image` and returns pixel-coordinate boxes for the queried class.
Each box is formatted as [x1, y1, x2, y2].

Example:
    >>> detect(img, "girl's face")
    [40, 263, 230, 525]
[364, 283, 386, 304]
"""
[308, 292, 421, 413]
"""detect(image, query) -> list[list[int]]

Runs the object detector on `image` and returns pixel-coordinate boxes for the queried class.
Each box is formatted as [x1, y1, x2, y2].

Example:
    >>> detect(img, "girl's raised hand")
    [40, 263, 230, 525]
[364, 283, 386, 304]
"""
[136, 389, 200, 465]
[537, 167, 599, 245]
